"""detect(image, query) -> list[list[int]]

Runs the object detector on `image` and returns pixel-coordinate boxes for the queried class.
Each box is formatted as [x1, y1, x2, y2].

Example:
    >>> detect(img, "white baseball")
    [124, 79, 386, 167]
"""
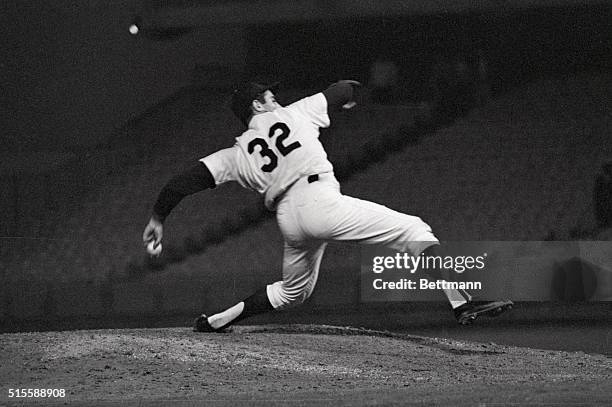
[147, 241, 162, 256]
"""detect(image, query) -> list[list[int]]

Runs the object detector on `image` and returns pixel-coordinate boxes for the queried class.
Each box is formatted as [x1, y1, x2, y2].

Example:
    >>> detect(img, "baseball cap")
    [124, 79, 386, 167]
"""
[230, 80, 280, 125]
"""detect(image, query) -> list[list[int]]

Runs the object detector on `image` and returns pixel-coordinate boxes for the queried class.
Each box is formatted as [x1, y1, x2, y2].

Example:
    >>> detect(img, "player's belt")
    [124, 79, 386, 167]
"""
[307, 174, 319, 183]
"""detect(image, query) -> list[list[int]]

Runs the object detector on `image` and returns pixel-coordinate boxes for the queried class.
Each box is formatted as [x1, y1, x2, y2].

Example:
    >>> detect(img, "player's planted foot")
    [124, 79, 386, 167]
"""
[193, 314, 220, 332]
[193, 288, 274, 333]
[454, 300, 514, 325]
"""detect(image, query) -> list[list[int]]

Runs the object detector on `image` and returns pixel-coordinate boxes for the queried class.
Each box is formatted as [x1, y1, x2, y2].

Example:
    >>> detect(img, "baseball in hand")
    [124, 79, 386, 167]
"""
[146, 241, 162, 256]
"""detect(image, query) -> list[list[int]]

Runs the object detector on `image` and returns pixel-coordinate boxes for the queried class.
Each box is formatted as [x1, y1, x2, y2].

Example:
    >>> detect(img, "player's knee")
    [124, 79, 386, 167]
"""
[267, 280, 316, 309]
[397, 216, 438, 253]
[275, 283, 313, 308]
[401, 216, 434, 239]
[415, 216, 431, 230]
[280, 286, 310, 306]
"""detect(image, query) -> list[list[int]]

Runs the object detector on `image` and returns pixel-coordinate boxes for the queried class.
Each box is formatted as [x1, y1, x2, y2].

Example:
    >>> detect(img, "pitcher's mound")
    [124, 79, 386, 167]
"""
[1, 324, 610, 405]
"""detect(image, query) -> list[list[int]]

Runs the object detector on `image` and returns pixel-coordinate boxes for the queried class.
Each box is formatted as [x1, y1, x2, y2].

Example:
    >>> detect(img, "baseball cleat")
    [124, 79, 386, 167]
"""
[193, 314, 218, 332]
[454, 300, 513, 325]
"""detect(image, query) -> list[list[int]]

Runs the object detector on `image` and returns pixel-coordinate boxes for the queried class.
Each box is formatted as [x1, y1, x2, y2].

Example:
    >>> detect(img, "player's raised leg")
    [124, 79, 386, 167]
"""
[315, 190, 512, 324]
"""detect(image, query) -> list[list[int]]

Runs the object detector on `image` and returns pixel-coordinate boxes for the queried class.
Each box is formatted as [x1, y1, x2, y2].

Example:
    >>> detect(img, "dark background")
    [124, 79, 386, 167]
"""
[1, 1, 611, 335]
[248, 6, 611, 96]
[2, 1, 611, 151]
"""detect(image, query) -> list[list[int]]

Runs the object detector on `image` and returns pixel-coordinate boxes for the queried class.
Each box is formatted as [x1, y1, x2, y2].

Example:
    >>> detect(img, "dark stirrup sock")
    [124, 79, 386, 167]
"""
[215, 287, 275, 330]
[237, 287, 275, 322]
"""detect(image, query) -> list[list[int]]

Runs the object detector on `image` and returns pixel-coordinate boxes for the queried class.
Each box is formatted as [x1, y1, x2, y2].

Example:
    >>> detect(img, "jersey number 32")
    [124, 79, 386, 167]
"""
[247, 122, 302, 173]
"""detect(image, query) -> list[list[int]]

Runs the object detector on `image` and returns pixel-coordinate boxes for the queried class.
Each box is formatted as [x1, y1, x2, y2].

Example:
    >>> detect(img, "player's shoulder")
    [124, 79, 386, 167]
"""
[284, 93, 329, 128]
[286, 92, 326, 110]
[234, 126, 266, 147]
[238, 127, 259, 137]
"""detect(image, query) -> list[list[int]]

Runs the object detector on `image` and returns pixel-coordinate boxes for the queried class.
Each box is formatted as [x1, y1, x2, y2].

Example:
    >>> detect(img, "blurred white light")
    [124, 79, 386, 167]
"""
[129, 24, 139, 35]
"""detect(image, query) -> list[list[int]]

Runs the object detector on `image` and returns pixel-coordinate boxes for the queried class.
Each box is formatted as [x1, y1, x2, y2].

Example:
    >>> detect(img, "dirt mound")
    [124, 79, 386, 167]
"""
[1, 325, 610, 405]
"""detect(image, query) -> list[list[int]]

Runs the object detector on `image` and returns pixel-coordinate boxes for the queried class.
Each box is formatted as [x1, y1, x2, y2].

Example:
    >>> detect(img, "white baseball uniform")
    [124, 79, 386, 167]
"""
[202, 92, 439, 309]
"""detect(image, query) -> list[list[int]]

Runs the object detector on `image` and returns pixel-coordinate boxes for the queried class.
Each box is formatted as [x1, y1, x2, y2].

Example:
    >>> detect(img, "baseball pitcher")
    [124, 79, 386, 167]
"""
[142, 79, 512, 330]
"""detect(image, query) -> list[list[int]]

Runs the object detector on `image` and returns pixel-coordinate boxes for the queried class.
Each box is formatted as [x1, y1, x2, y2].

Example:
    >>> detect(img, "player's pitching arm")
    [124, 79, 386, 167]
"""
[142, 163, 216, 255]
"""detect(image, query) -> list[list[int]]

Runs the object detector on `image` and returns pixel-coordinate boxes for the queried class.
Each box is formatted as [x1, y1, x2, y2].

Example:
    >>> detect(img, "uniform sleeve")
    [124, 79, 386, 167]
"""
[200, 147, 238, 185]
[152, 161, 216, 222]
[286, 93, 330, 129]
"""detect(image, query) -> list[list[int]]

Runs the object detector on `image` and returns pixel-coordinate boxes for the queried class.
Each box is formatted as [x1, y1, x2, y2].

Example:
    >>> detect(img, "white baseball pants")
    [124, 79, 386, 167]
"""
[267, 172, 439, 309]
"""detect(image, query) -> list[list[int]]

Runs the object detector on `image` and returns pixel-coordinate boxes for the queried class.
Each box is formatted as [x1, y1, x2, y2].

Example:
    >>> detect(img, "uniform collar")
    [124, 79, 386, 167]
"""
[248, 111, 271, 129]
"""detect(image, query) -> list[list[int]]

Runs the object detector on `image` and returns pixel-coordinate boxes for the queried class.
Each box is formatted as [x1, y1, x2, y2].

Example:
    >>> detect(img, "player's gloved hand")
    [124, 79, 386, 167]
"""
[336, 80, 362, 109]
[142, 216, 163, 251]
